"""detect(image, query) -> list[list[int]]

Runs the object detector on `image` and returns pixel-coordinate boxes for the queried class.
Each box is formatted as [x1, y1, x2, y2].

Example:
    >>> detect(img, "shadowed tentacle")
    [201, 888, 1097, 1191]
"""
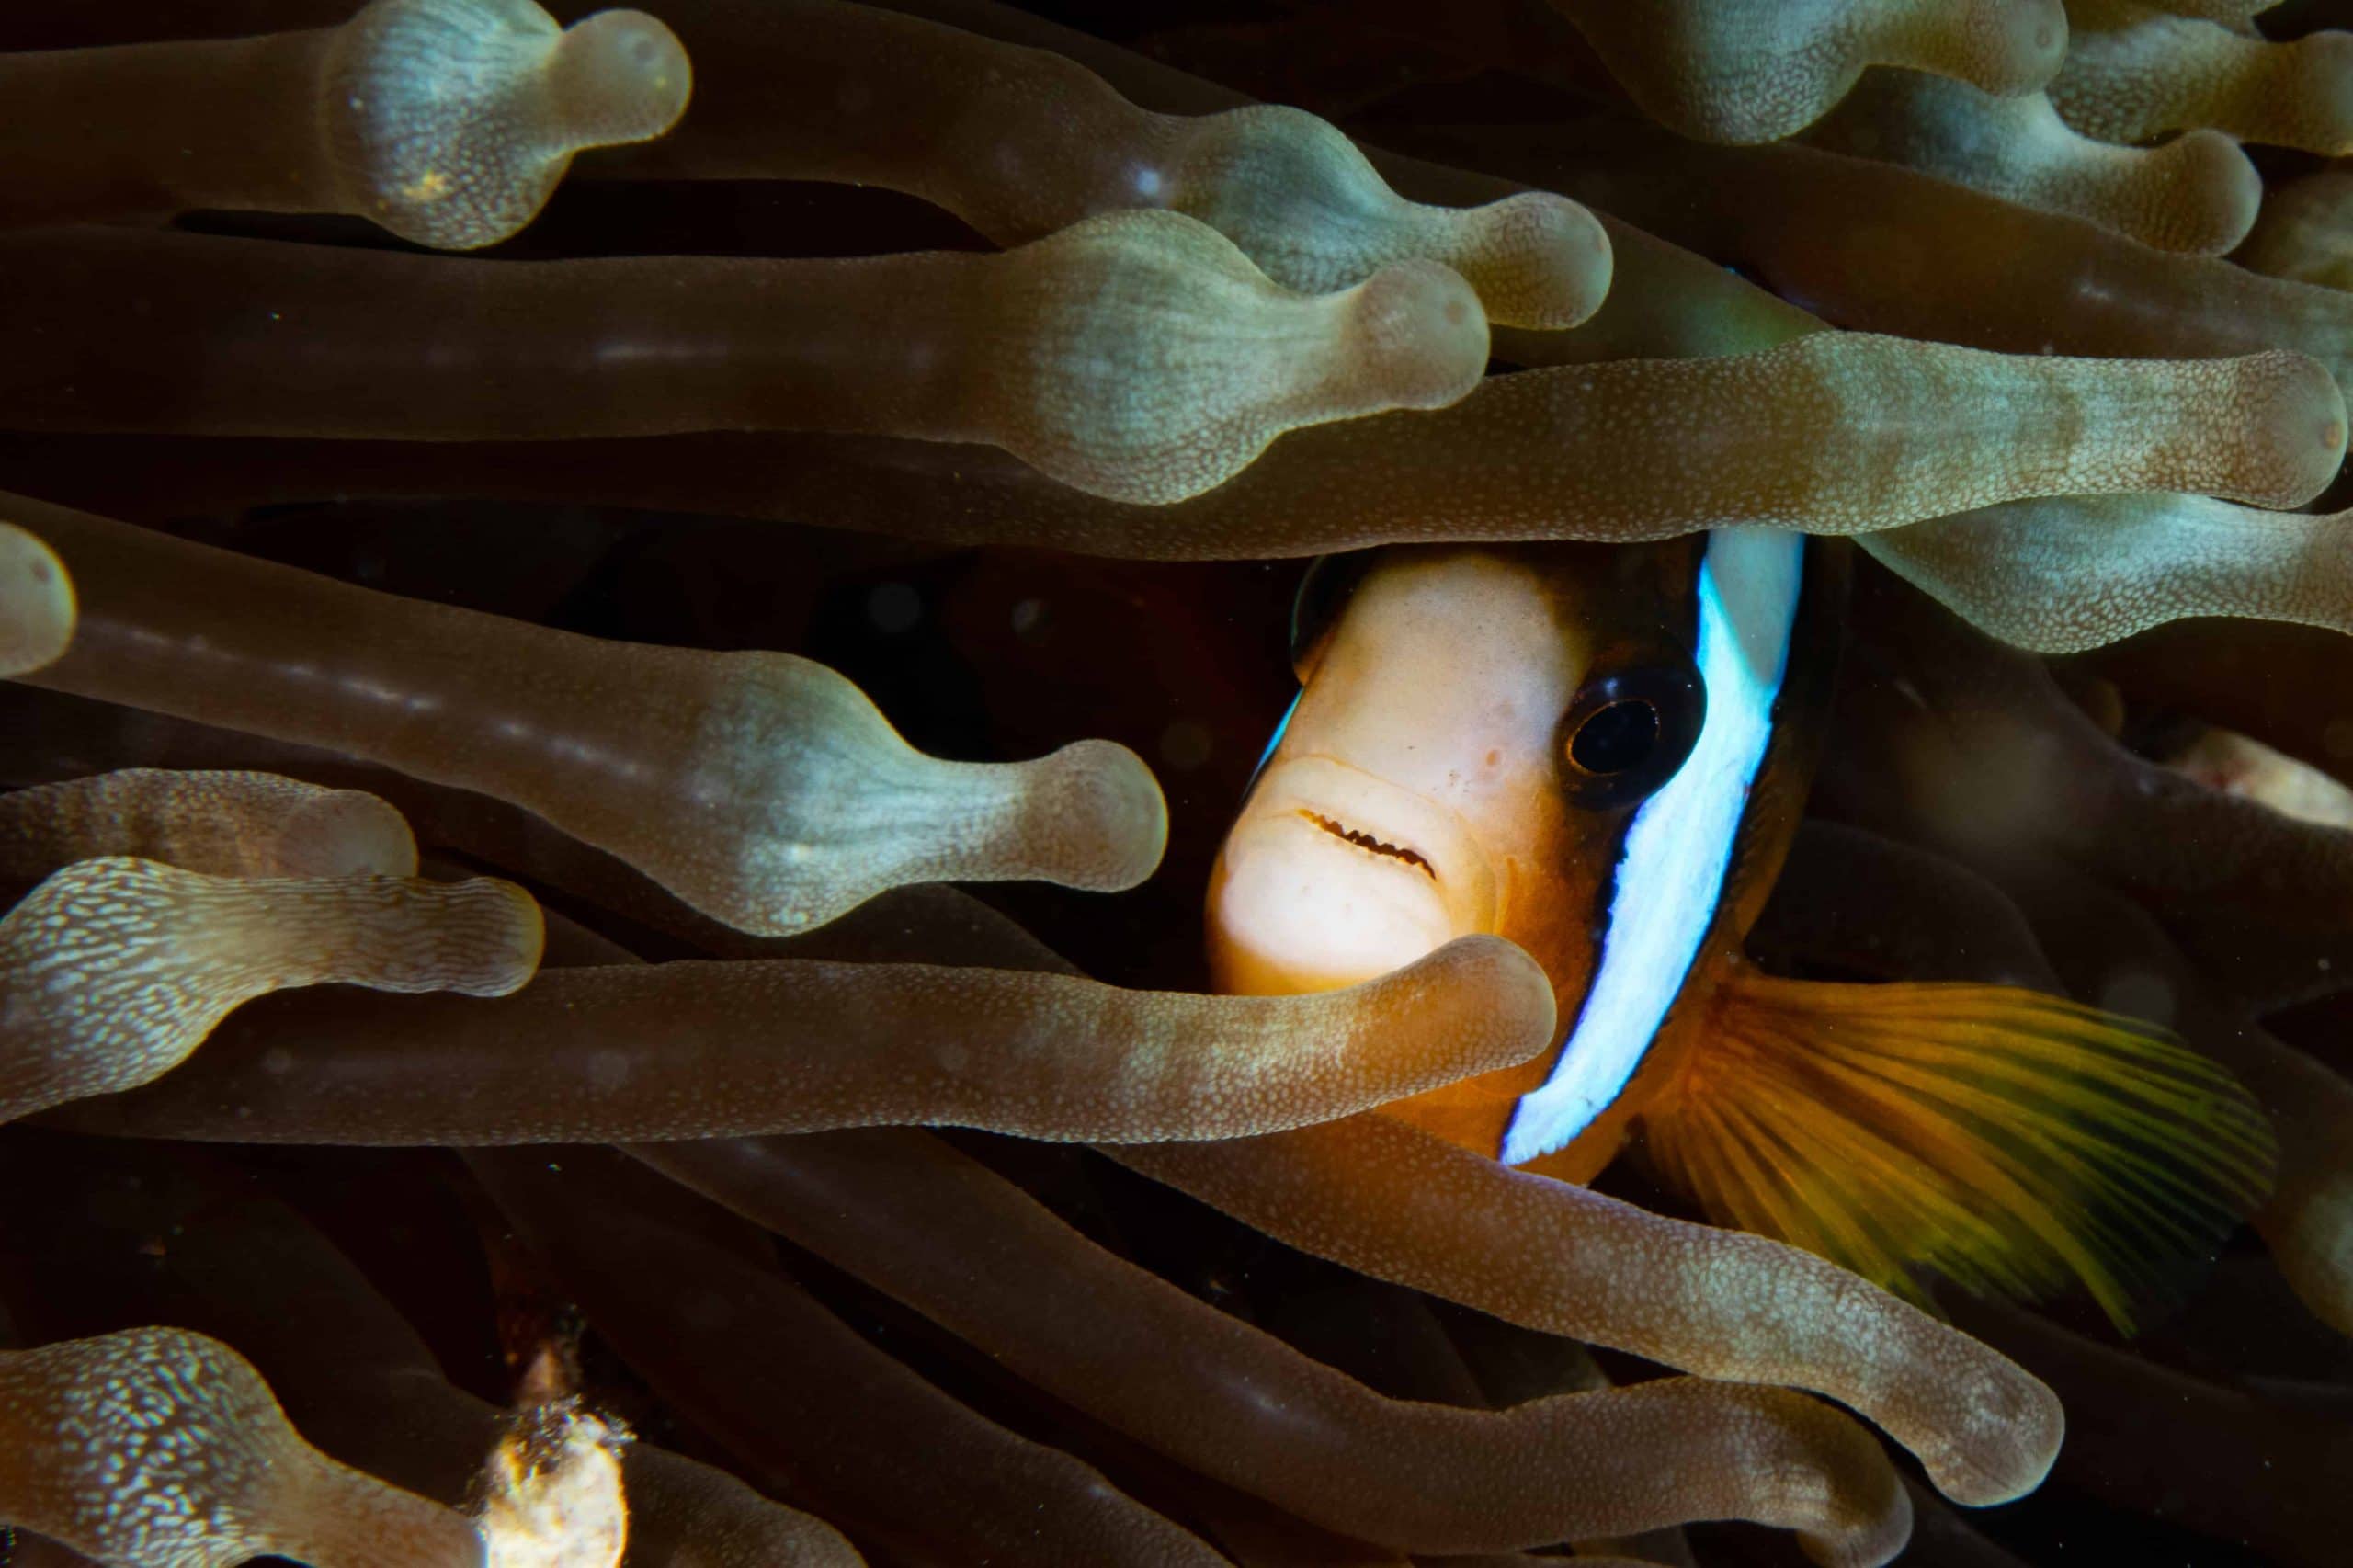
[1948, 1295, 2353, 1562]
[1864, 494, 2353, 653]
[0, 248, 2333, 513]
[2052, 0, 2353, 153]
[0, 1327, 486, 1568]
[1806, 71, 2257, 253]
[0, 1133, 867, 1568]
[469, 1145, 1228, 1567]
[1110, 1119, 2060, 1510]
[1391, 120, 2353, 391]
[49, 937, 1556, 1144]
[0, 222, 1488, 506]
[1547, 0, 2067, 143]
[639, 1131, 1912, 1563]
[0, 769, 417, 882]
[18, 494, 1167, 933]
[0, 857, 541, 1124]
[2238, 168, 2353, 290]
[593, 0, 1608, 330]
[0, 0, 690, 246]
[1822, 588, 2353, 1335]
[1752, 821, 2060, 988]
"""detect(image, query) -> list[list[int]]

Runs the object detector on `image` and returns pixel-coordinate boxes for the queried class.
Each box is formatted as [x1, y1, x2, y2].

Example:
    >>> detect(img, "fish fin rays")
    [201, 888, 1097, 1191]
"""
[1638, 971, 2279, 1331]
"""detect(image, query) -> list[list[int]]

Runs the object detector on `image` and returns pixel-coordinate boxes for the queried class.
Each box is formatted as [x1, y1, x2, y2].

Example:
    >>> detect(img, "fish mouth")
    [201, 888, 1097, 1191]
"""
[1208, 756, 1498, 994]
[1297, 809, 1438, 879]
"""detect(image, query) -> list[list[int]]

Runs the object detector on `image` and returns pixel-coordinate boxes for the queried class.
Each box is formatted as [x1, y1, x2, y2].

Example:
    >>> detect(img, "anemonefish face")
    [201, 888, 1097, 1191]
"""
[1207, 531, 1809, 1170]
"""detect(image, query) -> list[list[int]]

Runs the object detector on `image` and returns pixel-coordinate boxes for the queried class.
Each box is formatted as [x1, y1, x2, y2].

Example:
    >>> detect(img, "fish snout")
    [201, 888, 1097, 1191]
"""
[1207, 756, 1498, 995]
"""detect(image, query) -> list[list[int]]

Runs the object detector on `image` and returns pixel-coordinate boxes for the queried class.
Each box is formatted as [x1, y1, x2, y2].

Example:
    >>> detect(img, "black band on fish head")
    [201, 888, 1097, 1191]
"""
[1289, 551, 1376, 680]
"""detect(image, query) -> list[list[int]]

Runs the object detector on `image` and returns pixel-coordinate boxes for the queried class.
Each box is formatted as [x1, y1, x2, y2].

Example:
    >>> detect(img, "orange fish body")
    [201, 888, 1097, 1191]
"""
[1209, 535, 2274, 1324]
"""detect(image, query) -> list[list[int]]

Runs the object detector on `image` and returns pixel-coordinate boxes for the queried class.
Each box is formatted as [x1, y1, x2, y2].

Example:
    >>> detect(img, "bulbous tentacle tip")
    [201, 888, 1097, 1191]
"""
[1969, 0, 2071, 96]
[2293, 30, 2353, 153]
[1341, 257, 1491, 413]
[550, 10, 694, 148]
[0, 520, 74, 676]
[324, 0, 695, 251]
[472, 877, 551, 995]
[1454, 190, 1615, 331]
[1409, 934, 1560, 1062]
[1018, 737, 1170, 892]
[275, 789, 423, 880]
[2239, 348, 2350, 506]
[2158, 127, 2263, 256]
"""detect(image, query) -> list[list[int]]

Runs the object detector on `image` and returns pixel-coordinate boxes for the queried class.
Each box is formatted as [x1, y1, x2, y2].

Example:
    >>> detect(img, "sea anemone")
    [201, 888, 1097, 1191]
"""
[2, 1, 2349, 1565]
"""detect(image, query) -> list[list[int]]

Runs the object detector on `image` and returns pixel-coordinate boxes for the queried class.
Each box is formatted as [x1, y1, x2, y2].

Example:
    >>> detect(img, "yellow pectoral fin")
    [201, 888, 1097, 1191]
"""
[1639, 970, 2279, 1331]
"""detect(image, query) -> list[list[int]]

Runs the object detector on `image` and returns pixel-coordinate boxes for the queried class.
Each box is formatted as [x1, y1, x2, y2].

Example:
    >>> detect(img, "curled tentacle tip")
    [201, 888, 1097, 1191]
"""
[1804, 1457, 1915, 1568]
[1017, 737, 1170, 892]
[1452, 190, 1615, 331]
[1340, 256, 1491, 414]
[0, 520, 73, 676]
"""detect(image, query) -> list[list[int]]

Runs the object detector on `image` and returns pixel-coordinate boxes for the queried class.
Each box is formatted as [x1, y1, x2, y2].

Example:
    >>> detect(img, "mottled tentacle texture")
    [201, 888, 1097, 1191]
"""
[0, 1327, 486, 1568]
[1865, 494, 2353, 652]
[0, 768, 417, 882]
[598, 0, 1609, 329]
[0, 222, 1486, 506]
[1, 230, 2336, 517]
[1549, 0, 2068, 143]
[52, 937, 1555, 1144]
[0, 1132, 862, 1568]
[0, 0, 690, 246]
[17, 494, 1167, 932]
[1109, 1119, 2061, 1511]
[1806, 69, 2258, 253]
[2052, 0, 2353, 153]
[0, 522, 72, 677]
[640, 1131, 1911, 1565]
[1425, 122, 2353, 387]
[0, 857, 542, 1122]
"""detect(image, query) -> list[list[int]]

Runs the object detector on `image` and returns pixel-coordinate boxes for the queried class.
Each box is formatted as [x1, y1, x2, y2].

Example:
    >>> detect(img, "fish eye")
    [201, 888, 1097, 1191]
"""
[1559, 664, 1705, 809]
[1572, 699, 1658, 773]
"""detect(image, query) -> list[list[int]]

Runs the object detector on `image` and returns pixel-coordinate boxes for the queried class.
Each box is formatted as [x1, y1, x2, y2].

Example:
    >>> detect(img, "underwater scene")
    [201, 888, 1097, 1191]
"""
[4, 0, 2353, 1563]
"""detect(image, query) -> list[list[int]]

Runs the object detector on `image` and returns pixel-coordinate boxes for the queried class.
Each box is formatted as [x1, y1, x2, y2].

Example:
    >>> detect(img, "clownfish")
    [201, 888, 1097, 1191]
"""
[1208, 533, 2275, 1325]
